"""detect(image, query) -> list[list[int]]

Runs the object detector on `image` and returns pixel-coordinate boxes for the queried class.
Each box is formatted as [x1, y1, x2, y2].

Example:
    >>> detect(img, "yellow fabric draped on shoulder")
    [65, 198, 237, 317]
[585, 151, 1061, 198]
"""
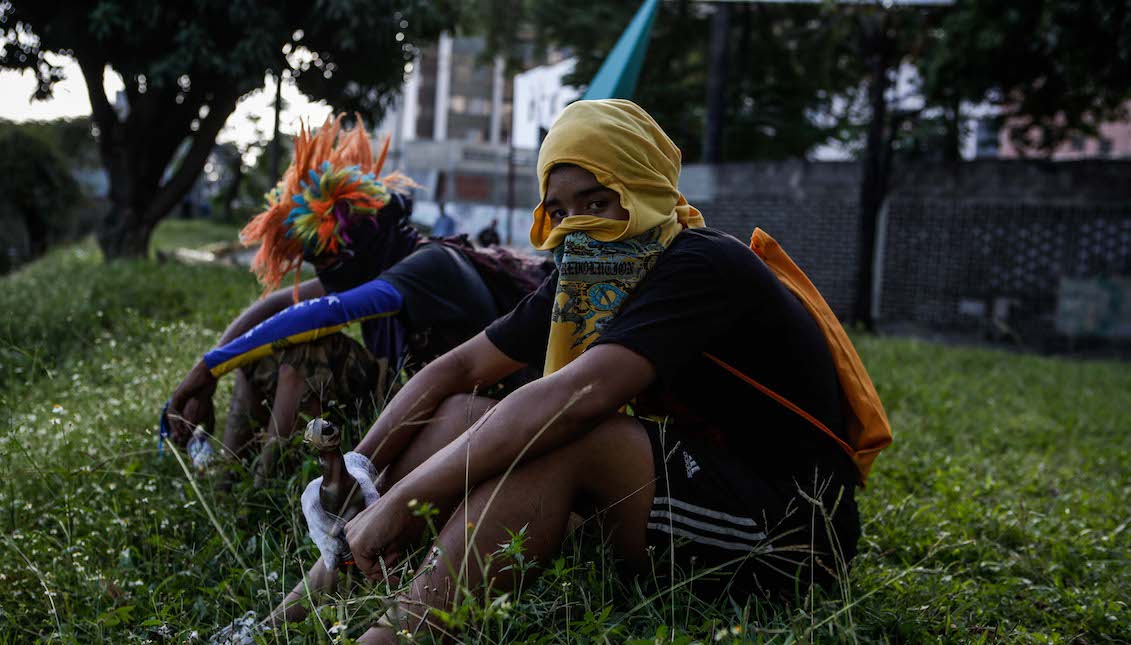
[530, 99, 704, 252]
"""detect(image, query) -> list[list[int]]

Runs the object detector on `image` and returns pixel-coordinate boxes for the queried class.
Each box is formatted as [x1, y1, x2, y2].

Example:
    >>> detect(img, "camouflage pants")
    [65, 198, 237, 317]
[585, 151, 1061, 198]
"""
[225, 332, 383, 446]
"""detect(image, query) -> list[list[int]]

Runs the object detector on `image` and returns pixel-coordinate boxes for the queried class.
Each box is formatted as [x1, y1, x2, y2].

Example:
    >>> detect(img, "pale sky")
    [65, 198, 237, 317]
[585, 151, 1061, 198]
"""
[0, 54, 334, 160]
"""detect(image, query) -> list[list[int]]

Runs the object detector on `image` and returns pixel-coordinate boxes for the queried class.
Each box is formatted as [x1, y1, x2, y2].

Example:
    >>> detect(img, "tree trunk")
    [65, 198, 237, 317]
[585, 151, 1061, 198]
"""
[77, 55, 242, 260]
[97, 212, 155, 258]
[270, 70, 284, 184]
[943, 94, 961, 163]
[703, 3, 731, 164]
[853, 13, 894, 331]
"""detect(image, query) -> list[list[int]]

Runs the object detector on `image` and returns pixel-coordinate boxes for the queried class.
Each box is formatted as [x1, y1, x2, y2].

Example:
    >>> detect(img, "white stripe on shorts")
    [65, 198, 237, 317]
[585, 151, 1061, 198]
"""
[653, 496, 760, 527]
[649, 509, 767, 542]
[647, 522, 767, 553]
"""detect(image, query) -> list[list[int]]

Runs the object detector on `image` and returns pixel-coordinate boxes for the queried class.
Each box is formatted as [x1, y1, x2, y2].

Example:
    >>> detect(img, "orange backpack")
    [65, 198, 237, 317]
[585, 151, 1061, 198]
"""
[704, 228, 893, 486]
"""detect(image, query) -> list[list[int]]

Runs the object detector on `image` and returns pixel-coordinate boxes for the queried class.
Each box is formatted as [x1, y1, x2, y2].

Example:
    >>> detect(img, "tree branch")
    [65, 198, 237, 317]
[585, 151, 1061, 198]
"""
[140, 89, 241, 226]
[75, 55, 119, 164]
[135, 90, 200, 194]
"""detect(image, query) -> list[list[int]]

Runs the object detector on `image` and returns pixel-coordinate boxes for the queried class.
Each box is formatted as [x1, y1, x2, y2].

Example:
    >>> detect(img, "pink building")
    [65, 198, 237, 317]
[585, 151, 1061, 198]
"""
[996, 103, 1131, 160]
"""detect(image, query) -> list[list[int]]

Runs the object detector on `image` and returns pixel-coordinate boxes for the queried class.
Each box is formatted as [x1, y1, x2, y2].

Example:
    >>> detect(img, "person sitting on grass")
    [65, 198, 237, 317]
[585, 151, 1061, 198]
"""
[165, 116, 547, 485]
[270, 99, 891, 643]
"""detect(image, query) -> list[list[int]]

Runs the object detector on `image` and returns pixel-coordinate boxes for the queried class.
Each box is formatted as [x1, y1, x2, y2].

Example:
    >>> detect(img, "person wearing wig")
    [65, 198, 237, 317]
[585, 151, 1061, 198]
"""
[316, 99, 890, 643]
[166, 116, 547, 485]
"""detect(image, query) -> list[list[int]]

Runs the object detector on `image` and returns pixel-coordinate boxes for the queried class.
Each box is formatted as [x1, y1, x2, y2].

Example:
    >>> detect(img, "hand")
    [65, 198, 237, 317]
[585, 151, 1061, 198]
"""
[344, 492, 414, 581]
[301, 452, 382, 571]
[167, 361, 218, 446]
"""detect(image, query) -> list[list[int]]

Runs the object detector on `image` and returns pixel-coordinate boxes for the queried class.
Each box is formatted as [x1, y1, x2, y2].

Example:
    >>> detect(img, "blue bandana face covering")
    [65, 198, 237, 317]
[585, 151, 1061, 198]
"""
[545, 228, 667, 374]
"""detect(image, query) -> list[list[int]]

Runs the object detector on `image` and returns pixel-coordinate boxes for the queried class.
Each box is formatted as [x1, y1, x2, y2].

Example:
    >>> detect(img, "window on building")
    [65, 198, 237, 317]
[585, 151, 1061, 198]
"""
[451, 95, 467, 114]
[454, 62, 473, 83]
[469, 97, 490, 116]
[1099, 138, 1113, 156]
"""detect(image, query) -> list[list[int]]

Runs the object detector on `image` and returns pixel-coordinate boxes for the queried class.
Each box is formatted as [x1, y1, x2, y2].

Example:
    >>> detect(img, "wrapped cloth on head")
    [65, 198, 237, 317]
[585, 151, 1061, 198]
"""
[531, 99, 704, 376]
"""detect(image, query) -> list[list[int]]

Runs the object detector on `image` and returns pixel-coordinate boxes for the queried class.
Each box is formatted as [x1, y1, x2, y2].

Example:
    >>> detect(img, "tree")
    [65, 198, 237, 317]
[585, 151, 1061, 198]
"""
[921, 0, 1131, 155]
[850, 0, 1131, 328]
[0, 0, 457, 259]
[560, 2, 866, 161]
[472, 0, 862, 162]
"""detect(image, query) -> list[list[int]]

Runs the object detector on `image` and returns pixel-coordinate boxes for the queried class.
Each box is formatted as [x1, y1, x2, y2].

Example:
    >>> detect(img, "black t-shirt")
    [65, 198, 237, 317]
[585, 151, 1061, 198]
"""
[486, 227, 853, 479]
[381, 242, 498, 358]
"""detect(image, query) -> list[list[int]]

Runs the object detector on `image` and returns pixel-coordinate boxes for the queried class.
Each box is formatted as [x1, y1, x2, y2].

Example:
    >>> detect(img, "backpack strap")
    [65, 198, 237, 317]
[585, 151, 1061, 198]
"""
[703, 352, 856, 459]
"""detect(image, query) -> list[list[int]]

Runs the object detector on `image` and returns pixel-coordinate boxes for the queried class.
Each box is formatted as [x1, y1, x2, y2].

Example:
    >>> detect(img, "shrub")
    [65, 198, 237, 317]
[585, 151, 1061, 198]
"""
[0, 128, 83, 273]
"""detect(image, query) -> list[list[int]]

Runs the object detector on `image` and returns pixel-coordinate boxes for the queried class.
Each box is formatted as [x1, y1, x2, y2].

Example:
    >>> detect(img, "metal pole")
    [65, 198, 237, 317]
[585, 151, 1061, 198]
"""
[703, 3, 731, 163]
[505, 143, 516, 246]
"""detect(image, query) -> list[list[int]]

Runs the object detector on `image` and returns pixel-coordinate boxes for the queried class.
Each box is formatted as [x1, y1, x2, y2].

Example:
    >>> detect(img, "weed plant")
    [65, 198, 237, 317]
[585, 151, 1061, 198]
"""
[0, 222, 1129, 643]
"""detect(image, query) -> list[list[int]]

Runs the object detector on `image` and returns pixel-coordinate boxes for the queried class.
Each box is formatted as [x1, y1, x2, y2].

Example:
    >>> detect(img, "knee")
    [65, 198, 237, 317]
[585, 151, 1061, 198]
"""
[582, 414, 650, 453]
[432, 394, 495, 428]
[276, 362, 302, 386]
[230, 370, 258, 409]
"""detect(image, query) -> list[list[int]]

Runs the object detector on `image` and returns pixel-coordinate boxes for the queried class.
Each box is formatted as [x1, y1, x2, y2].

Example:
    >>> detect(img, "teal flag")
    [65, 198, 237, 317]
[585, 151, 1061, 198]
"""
[581, 0, 660, 100]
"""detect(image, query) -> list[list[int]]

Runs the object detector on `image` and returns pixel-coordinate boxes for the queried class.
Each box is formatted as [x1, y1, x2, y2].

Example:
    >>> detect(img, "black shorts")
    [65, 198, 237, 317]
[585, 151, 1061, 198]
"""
[642, 418, 860, 599]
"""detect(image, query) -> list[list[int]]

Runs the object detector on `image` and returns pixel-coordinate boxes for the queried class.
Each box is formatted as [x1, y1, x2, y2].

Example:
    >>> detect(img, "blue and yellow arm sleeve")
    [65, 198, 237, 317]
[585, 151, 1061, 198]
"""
[202, 279, 404, 378]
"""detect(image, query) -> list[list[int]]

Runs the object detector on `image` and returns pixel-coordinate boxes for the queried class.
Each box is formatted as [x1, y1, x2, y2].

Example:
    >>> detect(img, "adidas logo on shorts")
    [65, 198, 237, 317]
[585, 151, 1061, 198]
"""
[683, 451, 700, 479]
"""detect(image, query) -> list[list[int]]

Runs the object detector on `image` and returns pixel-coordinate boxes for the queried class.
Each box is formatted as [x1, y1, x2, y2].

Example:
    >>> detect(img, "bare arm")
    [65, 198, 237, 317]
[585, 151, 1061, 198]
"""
[218, 278, 326, 345]
[354, 331, 525, 472]
[344, 344, 656, 574]
[385, 344, 654, 508]
[166, 278, 324, 441]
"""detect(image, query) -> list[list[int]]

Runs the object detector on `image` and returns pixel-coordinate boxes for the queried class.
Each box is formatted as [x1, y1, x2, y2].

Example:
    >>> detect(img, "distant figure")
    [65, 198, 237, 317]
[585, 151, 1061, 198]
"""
[432, 170, 457, 236]
[432, 208, 456, 237]
[476, 218, 501, 247]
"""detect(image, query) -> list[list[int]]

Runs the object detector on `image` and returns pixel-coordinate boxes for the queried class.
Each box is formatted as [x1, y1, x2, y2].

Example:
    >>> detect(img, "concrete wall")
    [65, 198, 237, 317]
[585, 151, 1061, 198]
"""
[680, 159, 1131, 343]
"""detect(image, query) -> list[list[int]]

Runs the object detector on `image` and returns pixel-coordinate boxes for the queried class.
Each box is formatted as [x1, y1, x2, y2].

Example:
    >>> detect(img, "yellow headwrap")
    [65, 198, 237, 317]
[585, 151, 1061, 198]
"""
[530, 99, 704, 252]
[533, 99, 704, 375]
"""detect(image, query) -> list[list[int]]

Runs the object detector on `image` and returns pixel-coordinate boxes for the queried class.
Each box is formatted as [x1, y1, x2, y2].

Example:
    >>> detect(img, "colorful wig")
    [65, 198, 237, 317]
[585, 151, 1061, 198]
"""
[240, 114, 416, 300]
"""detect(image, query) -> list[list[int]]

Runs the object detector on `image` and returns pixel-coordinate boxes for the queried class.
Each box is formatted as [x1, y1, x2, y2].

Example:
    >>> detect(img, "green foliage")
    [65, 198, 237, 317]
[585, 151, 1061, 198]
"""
[2, 221, 1131, 641]
[523, 1, 862, 162]
[287, 0, 461, 121]
[148, 218, 244, 255]
[922, 0, 1131, 154]
[0, 0, 459, 258]
[0, 127, 83, 272]
[0, 117, 100, 170]
[475, 2, 1130, 162]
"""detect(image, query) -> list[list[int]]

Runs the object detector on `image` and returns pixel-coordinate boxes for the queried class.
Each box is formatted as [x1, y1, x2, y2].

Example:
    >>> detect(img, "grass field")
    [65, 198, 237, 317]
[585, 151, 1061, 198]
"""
[1, 220, 1129, 643]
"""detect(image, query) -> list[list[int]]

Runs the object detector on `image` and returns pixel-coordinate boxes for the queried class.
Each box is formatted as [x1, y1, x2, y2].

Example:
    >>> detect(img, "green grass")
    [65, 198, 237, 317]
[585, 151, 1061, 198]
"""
[149, 217, 245, 256]
[1, 221, 1130, 643]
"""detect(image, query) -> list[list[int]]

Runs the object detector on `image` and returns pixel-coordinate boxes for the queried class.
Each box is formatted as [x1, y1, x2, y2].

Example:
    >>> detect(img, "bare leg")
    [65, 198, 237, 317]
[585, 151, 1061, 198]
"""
[264, 556, 339, 627]
[377, 394, 498, 494]
[265, 394, 497, 625]
[257, 364, 315, 486]
[222, 369, 267, 461]
[359, 414, 656, 643]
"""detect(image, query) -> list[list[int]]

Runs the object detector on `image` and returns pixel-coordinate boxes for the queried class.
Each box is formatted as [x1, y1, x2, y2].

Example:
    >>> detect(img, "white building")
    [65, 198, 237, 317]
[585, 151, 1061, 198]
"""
[375, 35, 581, 246]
